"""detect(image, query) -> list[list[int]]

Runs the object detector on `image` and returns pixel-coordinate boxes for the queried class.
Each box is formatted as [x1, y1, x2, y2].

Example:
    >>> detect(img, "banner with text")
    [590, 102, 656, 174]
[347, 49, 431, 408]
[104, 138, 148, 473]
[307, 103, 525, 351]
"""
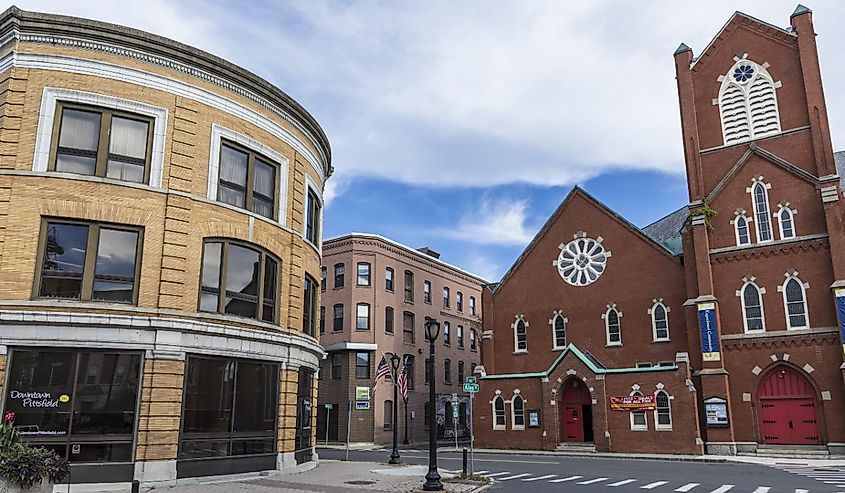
[835, 289, 845, 355]
[698, 302, 721, 362]
[609, 395, 656, 411]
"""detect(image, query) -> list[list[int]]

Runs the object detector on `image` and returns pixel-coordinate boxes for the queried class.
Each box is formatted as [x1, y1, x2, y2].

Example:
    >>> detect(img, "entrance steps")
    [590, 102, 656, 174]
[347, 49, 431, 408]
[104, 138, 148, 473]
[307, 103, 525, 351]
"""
[556, 442, 596, 453]
[739, 444, 830, 459]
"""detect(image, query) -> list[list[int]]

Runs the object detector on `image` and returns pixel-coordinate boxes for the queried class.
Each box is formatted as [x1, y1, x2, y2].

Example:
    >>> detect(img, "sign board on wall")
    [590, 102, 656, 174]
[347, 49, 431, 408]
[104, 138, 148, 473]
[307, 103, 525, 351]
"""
[698, 302, 721, 361]
[355, 401, 370, 410]
[704, 397, 729, 427]
[835, 288, 845, 355]
[528, 409, 541, 427]
[609, 395, 656, 411]
[355, 387, 370, 401]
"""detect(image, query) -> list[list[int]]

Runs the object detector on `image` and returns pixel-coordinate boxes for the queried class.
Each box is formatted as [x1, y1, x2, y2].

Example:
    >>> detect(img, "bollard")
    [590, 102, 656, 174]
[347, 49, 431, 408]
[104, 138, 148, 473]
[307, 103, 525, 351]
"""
[462, 447, 468, 477]
[131, 479, 140, 493]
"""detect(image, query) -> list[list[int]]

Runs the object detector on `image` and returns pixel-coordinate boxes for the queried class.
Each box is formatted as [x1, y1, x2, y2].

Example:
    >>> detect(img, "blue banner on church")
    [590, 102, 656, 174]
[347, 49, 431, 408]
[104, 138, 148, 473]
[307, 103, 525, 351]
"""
[835, 289, 845, 355]
[698, 303, 720, 362]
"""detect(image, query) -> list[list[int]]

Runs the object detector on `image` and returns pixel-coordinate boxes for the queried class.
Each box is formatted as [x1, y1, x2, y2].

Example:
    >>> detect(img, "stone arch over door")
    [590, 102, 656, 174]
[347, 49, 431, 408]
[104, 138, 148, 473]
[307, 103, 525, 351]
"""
[559, 377, 593, 443]
[757, 364, 821, 445]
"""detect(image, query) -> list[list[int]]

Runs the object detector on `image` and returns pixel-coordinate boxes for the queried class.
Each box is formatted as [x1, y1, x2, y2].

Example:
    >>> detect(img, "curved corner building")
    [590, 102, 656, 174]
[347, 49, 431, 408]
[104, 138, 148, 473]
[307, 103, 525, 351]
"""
[0, 6, 330, 487]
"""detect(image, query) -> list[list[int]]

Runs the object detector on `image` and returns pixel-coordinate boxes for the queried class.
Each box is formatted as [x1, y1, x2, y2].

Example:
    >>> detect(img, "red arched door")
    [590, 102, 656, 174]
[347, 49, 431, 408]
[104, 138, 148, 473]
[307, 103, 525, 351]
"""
[758, 366, 820, 445]
[560, 378, 592, 443]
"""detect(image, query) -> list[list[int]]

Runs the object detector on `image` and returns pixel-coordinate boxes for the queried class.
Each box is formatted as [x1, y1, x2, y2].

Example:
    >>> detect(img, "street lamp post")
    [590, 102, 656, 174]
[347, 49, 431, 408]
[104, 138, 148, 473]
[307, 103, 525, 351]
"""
[423, 317, 443, 491]
[389, 353, 402, 465]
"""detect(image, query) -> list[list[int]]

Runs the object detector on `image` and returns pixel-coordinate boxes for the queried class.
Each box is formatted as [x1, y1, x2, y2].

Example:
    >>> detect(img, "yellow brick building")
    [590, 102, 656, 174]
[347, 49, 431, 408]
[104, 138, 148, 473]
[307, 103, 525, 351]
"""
[0, 6, 328, 487]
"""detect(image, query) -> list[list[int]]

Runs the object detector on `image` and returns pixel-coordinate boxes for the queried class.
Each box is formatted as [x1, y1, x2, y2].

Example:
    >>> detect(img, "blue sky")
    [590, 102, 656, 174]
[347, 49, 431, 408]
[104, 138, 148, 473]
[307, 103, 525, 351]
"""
[17, 1, 845, 281]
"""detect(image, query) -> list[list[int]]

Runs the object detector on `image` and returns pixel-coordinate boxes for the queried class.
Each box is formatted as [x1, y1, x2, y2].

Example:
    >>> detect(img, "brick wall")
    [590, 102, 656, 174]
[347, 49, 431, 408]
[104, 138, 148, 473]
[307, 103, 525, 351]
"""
[136, 358, 185, 461]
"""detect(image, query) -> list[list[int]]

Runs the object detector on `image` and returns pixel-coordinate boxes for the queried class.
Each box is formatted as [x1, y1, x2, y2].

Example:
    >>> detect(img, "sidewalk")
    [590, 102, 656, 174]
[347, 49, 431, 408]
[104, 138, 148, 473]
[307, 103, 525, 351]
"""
[156, 460, 485, 493]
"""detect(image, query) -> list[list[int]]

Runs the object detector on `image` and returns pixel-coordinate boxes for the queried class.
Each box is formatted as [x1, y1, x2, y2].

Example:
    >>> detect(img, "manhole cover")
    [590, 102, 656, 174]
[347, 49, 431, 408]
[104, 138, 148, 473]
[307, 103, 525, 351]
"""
[345, 480, 376, 485]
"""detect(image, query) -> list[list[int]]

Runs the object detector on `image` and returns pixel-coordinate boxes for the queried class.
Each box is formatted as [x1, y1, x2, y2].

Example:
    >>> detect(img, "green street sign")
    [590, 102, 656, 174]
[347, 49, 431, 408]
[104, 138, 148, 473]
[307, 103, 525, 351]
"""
[463, 383, 479, 394]
[324, 403, 333, 409]
[465, 376, 477, 385]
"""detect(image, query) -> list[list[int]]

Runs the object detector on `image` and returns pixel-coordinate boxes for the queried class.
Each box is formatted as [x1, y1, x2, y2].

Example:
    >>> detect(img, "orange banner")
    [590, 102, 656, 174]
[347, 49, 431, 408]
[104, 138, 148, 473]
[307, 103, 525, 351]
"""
[609, 395, 656, 411]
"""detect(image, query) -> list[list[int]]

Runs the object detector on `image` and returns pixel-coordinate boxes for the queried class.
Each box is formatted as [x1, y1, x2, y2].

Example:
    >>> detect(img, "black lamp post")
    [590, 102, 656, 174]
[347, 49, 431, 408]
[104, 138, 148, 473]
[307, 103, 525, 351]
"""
[388, 352, 402, 465]
[423, 317, 443, 491]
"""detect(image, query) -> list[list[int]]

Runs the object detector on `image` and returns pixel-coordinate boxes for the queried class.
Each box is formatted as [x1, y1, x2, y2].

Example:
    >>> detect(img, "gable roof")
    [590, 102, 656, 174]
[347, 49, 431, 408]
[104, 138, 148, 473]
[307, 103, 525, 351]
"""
[492, 186, 682, 293]
[689, 10, 797, 69]
[641, 207, 688, 255]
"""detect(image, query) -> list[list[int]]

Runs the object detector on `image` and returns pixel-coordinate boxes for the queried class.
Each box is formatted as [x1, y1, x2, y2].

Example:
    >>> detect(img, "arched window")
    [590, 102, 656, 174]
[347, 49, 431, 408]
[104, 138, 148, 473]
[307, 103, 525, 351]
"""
[718, 59, 781, 145]
[513, 315, 528, 353]
[752, 182, 773, 242]
[783, 277, 809, 330]
[605, 308, 622, 346]
[651, 302, 669, 342]
[779, 208, 795, 239]
[654, 390, 672, 430]
[735, 215, 751, 246]
[492, 395, 505, 430]
[630, 391, 647, 431]
[551, 312, 567, 350]
[511, 394, 525, 430]
[384, 400, 393, 430]
[741, 282, 765, 332]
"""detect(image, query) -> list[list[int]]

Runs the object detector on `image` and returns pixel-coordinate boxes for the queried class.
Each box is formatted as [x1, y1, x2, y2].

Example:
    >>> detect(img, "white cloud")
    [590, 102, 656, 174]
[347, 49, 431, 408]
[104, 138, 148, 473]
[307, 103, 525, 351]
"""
[438, 196, 535, 246]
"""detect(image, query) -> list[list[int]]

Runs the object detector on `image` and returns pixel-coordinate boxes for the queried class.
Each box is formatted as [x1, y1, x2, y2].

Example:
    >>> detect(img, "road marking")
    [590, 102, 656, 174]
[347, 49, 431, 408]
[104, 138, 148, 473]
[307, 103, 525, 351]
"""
[675, 484, 699, 492]
[474, 470, 489, 475]
[794, 490, 809, 493]
[498, 473, 531, 481]
[708, 486, 734, 493]
[641, 481, 669, 489]
[608, 479, 637, 487]
[577, 477, 609, 485]
[549, 475, 583, 483]
[750, 488, 770, 493]
[522, 474, 556, 482]
[401, 455, 557, 465]
[484, 471, 510, 477]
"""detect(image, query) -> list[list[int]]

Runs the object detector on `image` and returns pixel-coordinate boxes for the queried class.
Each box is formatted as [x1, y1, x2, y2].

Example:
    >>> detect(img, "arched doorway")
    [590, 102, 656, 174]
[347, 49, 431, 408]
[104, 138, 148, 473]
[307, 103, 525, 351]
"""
[560, 378, 593, 443]
[758, 365, 820, 445]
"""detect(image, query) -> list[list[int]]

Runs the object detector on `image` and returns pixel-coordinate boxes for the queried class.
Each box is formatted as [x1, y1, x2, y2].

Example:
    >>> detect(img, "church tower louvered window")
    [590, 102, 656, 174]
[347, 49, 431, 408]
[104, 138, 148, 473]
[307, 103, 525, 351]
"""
[718, 59, 781, 145]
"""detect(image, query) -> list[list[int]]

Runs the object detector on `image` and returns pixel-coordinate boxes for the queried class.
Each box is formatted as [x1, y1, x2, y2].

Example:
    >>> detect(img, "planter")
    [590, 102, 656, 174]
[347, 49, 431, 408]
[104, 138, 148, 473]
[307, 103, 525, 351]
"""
[0, 477, 53, 493]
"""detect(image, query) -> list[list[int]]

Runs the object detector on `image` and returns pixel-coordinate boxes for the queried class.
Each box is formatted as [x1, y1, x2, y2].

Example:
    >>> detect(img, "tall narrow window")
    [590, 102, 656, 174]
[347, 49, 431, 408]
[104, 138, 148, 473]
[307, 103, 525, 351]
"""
[651, 302, 669, 342]
[424, 358, 431, 385]
[305, 187, 321, 244]
[356, 303, 370, 330]
[319, 306, 325, 334]
[492, 396, 505, 430]
[630, 391, 647, 431]
[783, 277, 808, 330]
[303, 275, 318, 335]
[456, 292, 463, 312]
[357, 262, 371, 286]
[385, 307, 394, 333]
[423, 281, 431, 303]
[355, 352, 370, 379]
[514, 316, 527, 353]
[469, 296, 476, 316]
[331, 353, 341, 379]
[457, 325, 464, 348]
[404, 271, 414, 302]
[735, 215, 750, 246]
[444, 359, 451, 384]
[552, 313, 566, 349]
[443, 322, 451, 345]
[383, 400, 393, 430]
[405, 356, 415, 390]
[385, 267, 394, 291]
[333, 304, 344, 331]
[470, 330, 477, 350]
[458, 361, 465, 383]
[655, 391, 672, 430]
[403, 311, 415, 343]
[512, 394, 525, 430]
[752, 182, 772, 242]
[320, 267, 327, 291]
[443, 287, 450, 308]
[199, 239, 279, 323]
[606, 308, 622, 345]
[334, 263, 344, 288]
[779, 208, 795, 239]
[718, 60, 781, 145]
[741, 282, 765, 332]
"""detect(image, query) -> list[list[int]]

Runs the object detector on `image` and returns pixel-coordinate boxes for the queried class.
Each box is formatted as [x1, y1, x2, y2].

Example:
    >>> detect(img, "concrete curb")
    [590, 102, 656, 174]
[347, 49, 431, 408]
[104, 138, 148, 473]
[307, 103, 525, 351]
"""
[436, 448, 729, 463]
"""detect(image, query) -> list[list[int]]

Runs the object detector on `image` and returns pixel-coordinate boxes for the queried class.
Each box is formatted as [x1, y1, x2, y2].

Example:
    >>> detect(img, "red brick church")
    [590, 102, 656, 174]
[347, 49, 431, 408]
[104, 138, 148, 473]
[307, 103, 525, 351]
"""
[473, 6, 845, 456]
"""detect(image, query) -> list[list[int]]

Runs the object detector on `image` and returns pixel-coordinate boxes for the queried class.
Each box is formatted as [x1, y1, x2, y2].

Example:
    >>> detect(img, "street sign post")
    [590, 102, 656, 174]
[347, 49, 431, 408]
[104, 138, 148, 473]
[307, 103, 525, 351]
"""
[463, 375, 478, 475]
[462, 383, 479, 393]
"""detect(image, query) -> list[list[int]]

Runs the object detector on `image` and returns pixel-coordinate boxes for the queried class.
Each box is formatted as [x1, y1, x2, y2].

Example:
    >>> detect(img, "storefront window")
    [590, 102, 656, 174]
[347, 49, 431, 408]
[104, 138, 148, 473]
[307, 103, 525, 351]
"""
[3, 349, 141, 464]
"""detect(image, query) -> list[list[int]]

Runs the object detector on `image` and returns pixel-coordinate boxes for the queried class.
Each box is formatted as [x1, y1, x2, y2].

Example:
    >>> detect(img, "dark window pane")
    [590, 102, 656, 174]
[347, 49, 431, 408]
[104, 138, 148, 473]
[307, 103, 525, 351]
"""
[200, 242, 222, 312]
[230, 439, 274, 456]
[71, 352, 141, 435]
[224, 244, 260, 318]
[5, 350, 75, 437]
[180, 440, 229, 459]
[233, 362, 276, 433]
[92, 228, 138, 303]
[182, 358, 234, 434]
[68, 442, 133, 463]
[262, 257, 278, 322]
[40, 223, 89, 299]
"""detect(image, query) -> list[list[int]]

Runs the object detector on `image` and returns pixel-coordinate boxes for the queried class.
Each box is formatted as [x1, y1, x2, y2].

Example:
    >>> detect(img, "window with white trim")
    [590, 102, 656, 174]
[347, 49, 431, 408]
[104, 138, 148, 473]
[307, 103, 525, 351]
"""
[443, 322, 451, 346]
[605, 307, 622, 346]
[492, 395, 506, 430]
[551, 312, 567, 350]
[654, 390, 672, 430]
[778, 207, 795, 239]
[511, 394, 525, 430]
[782, 276, 809, 330]
[741, 281, 766, 332]
[718, 59, 781, 146]
[734, 215, 751, 246]
[651, 301, 669, 342]
[752, 182, 772, 242]
[469, 296, 476, 316]
[513, 315, 528, 353]
[630, 391, 647, 431]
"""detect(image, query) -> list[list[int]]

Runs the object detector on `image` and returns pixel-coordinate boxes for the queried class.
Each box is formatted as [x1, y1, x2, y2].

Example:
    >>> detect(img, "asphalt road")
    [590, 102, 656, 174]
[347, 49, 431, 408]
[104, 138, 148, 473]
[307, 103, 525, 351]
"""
[317, 447, 845, 493]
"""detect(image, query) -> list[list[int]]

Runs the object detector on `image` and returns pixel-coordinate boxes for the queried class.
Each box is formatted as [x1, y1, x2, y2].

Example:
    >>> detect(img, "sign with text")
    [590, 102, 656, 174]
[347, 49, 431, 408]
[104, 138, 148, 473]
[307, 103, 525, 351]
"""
[698, 302, 721, 362]
[355, 386, 370, 401]
[465, 376, 477, 385]
[835, 289, 845, 355]
[704, 397, 729, 427]
[609, 395, 656, 411]
[355, 400, 370, 410]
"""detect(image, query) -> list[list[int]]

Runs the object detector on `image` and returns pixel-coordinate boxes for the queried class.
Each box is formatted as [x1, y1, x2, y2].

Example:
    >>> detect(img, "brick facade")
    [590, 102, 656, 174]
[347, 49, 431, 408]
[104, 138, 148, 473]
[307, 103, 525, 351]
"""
[473, 7, 845, 456]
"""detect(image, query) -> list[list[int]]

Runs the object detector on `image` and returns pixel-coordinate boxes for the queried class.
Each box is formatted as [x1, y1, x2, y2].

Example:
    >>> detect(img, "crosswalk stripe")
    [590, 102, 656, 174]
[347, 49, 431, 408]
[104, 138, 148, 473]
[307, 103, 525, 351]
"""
[522, 474, 556, 482]
[642, 481, 669, 489]
[675, 484, 700, 492]
[498, 473, 531, 481]
[484, 471, 510, 477]
[750, 488, 770, 493]
[794, 490, 808, 493]
[577, 477, 609, 485]
[708, 486, 734, 493]
[474, 470, 489, 475]
[549, 475, 582, 483]
[608, 479, 637, 487]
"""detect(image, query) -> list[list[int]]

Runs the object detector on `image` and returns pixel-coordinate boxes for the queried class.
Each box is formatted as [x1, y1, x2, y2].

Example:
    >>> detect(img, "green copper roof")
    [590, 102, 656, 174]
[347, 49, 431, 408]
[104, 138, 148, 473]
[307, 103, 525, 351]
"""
[791, 4, 811, 17]
[674, 43, 691, 56]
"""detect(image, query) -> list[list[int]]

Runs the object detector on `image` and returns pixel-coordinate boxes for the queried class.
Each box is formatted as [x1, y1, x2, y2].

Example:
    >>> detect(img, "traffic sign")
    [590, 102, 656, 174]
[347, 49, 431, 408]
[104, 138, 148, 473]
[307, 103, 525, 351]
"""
[324, 403, 333, 409]
[463, 383, 479, 393]
[465, 376, 477, 385]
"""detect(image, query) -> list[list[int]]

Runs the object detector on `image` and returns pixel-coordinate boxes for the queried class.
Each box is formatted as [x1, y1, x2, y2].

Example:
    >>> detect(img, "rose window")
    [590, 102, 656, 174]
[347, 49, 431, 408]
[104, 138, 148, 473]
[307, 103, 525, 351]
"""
[732, 64, 754, 83]
[556, 236, 610, 287]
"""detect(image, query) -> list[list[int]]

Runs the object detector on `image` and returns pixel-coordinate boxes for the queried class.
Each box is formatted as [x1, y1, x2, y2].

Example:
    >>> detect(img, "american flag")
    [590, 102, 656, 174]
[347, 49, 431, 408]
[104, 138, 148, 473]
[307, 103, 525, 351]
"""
[397, 357, 409, 401]
[373, 355, 390, 386]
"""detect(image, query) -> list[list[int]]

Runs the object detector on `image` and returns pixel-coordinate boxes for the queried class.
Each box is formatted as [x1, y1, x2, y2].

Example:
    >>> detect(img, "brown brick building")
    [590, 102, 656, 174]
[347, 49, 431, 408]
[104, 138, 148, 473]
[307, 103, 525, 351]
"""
[0, 7, 329, 487]
[473, 6, 845, 456]
[316, 234, 484, 445]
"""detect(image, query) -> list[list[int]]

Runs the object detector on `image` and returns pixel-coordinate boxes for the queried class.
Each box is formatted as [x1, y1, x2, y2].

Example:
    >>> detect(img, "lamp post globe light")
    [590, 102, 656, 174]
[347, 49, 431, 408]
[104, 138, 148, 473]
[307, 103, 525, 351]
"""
[423, 317, 443, 491]
[389, 352, 402, 465]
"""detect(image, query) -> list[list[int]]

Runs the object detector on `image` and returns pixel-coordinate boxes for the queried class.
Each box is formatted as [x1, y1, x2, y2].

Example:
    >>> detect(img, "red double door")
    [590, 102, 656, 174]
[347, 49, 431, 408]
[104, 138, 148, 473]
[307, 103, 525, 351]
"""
[758, 366, 820, 445]
[560, 378, 591, 442]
